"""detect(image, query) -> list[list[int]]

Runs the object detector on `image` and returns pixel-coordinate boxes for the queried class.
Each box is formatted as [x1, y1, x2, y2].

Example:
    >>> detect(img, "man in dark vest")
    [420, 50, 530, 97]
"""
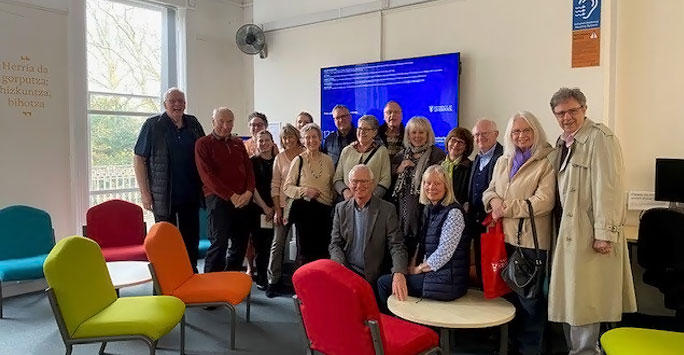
[466, 118, 503, 285]
[134, 87, 205, 272]
[322, 104, 356, 167]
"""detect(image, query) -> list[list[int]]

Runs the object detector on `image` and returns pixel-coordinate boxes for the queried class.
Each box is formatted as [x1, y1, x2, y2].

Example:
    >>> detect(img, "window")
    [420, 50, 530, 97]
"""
[86, 0, 178, 224]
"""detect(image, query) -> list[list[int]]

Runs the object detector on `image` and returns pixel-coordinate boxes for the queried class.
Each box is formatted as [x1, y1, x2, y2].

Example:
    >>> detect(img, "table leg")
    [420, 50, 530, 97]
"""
[440, 328, 450, 354]
[115, 288, 120, 297]
[499, 323, 508, 355]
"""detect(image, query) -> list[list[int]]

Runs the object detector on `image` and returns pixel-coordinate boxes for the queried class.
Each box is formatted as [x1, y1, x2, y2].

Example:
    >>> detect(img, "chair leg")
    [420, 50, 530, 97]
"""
[246, 291, 251, 322]
[64, 343, 72, 355]
[98, 342, 107, 354]
[0, 279, 3, 318]
[148, 339, 157, 355]
[180, 315, 186, 355]
[229, 305, 237, 350]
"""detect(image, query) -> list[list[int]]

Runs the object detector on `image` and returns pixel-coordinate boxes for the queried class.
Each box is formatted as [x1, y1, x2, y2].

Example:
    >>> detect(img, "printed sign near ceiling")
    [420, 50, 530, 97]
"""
[572, 0, 601, 68]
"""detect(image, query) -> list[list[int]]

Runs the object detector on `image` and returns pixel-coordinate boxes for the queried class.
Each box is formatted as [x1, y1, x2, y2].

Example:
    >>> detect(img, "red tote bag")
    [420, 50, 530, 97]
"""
[480, 215, 511, 299]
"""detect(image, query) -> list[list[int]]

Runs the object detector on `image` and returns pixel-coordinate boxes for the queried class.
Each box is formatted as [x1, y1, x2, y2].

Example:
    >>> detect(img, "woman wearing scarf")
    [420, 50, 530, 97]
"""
[441, 127, 474, 205]
[482, 111, 555, 355]
[391, 117, 445, 260]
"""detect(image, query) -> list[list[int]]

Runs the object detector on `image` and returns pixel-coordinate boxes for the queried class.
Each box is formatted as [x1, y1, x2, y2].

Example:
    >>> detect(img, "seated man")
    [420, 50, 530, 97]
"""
[329, 164, 408, 306]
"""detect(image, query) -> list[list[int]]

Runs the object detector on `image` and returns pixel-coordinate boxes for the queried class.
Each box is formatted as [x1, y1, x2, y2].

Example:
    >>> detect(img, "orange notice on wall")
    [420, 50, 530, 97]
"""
[572, 28, 600, 68]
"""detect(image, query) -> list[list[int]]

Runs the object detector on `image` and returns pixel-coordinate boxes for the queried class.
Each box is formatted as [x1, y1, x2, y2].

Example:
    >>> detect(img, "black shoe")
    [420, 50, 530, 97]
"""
[265, 284, 278, 298]
[256, 283, 267, 291]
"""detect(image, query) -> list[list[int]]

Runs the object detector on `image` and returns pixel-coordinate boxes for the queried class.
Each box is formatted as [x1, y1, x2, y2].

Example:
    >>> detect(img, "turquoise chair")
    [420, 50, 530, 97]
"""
[44, 236, 186, 355]
[601, 327, 684, 355]
[198, 208, 210, 258]
[0, 205, 55, 318]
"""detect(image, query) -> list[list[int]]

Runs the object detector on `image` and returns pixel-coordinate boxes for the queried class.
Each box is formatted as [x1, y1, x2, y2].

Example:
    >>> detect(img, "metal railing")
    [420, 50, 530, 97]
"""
[89, 164, 155, 227]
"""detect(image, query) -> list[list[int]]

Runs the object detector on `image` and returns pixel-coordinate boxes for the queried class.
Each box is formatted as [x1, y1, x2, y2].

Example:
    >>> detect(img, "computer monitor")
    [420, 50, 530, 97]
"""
[654, 158, 684, 203]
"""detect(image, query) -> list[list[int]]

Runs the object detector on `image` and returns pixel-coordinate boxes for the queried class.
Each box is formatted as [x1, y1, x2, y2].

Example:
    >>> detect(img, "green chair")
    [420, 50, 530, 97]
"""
[43, 236, 186, 355]
[601, 327, 684, 355]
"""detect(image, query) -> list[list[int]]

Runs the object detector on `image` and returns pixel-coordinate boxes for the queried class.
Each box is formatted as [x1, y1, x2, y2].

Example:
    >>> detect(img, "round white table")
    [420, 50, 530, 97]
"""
[388, 289, 515, 354]
[105, 261, 152, 295]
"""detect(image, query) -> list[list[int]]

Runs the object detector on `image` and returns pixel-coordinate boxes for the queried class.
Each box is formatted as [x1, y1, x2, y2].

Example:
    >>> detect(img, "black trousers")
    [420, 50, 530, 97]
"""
[155, 202, 200, 273]
[292, 199, 332, 266]
[204, 195, 251, 273]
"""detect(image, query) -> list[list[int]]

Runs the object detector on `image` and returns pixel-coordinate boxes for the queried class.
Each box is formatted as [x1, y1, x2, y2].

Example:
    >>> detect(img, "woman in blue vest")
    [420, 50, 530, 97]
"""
[378, 165, 469, 309]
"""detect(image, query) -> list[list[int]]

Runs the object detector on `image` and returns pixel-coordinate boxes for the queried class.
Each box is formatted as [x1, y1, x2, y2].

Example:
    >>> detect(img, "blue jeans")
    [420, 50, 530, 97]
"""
[376, 273, 425, 314]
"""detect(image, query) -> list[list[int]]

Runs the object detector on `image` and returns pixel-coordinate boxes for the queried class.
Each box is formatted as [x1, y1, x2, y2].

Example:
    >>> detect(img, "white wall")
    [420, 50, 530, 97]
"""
[254, 0, 371, 24]
[253, 0, 614, 143]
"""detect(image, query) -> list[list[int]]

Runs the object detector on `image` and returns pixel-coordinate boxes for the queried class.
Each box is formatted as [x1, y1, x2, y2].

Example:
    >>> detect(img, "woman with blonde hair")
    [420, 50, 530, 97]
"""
[378, 165, 468, 308]
[482, 111, 555, 355]
[265, 123, 305, 297]
[391, 117, 446, 259]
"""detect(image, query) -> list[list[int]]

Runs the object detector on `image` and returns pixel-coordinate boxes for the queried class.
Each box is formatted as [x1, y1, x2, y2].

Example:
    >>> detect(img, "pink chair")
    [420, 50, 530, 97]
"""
[84, 199, 147, 261]
[292, 259, 441, 355]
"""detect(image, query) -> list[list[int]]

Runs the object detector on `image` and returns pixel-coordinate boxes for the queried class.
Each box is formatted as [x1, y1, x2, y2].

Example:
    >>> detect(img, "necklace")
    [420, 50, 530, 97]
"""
[307, 153, 325, 179]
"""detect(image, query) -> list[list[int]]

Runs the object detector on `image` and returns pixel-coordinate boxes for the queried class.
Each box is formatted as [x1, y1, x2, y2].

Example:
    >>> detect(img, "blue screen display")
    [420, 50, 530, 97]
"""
[320, 52, 460, 148]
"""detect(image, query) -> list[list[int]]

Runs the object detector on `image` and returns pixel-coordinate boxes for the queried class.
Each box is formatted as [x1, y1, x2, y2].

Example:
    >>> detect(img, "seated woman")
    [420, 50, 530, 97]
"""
[378, 165, 468, 309]
[482, 111, 555, 355]
[333, 114, 391, 202]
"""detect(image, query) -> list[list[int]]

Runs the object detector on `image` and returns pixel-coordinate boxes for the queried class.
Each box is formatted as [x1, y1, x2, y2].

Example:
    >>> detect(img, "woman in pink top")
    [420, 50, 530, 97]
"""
[265, 123, 305, 297]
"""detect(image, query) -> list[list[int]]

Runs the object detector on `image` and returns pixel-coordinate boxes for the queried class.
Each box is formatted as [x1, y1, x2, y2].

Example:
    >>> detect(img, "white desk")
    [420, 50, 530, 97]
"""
[388, 289, 515, 354]
[106, 261, 152, 295]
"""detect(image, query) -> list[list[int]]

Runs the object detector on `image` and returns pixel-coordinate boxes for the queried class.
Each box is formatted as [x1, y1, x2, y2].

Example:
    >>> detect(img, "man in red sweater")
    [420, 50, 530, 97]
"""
[195, 107, 255, 273]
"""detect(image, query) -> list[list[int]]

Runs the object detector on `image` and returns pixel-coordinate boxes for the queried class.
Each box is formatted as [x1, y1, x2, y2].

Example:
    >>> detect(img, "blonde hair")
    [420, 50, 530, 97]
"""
[403, 116, 436, 148]
[502, 111, 548, 157]
[280, 123, 302, 147]
[418, 165, 455, 206]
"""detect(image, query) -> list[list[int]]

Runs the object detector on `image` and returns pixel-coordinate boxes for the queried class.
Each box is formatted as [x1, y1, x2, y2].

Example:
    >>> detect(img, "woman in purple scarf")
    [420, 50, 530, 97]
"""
[482, 111, 556, 355]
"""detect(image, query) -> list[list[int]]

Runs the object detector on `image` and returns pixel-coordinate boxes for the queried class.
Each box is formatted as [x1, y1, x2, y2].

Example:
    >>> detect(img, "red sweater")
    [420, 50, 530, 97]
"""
[195, 133, 255, 200]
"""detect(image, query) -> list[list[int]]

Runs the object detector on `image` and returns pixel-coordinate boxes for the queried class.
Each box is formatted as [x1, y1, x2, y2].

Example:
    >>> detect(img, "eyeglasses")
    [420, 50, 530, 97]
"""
[350, 179, 372, 185]
[450, 139, 466, 146]
[553, 106, 584, 118]
[511, 128, 534, 137]
[357, 127, 376, 133]
[334, 114, 351, 120]
[473, 131, 495, 138]
[249, 122, 265, 128]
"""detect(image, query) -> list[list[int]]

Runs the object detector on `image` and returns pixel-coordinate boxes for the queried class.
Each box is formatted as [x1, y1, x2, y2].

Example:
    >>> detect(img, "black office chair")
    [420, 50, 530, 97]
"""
[637, 208, 684, 329]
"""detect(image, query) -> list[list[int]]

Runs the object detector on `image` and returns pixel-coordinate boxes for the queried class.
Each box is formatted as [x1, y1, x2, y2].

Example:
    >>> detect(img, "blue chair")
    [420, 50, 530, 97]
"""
[198, 208, 210, 259]
[0, 205, 55, 318]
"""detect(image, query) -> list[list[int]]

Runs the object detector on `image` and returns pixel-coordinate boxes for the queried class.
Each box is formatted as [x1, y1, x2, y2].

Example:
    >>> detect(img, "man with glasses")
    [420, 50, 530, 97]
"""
[466, 118, 504, 285]
[547, 88, 636, 355]
[323, 104, 357, 166]
[329, 164, 408, 306]
[134, 87, 205, 272]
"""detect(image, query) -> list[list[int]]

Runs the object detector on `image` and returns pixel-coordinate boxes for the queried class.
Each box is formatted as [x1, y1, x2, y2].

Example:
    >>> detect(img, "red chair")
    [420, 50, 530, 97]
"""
[84, 199, 147, 261]
[292, 259, 441, 355]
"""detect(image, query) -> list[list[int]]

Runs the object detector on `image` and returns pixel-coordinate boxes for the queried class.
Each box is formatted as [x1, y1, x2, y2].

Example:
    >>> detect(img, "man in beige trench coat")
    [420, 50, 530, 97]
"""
[548, 88, 637, 355]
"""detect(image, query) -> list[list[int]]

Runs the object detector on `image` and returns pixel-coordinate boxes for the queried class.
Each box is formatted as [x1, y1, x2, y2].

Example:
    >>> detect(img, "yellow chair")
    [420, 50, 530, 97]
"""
[601, 327, 684, 355]
[43, 236, 186, 355]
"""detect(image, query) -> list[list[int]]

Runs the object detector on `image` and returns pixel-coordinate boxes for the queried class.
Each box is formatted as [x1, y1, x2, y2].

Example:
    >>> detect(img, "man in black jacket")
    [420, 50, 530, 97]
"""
[134, 88, 205, 272]
[466, 118, 503, 285]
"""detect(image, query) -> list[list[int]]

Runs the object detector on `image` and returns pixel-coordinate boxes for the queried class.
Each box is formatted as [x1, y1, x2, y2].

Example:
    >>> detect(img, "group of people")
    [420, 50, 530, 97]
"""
[134, 87, 636, 355]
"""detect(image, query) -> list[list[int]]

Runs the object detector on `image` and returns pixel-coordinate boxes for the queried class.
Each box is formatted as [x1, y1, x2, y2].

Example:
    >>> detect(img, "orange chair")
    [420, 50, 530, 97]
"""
[143, 222, 252, 350]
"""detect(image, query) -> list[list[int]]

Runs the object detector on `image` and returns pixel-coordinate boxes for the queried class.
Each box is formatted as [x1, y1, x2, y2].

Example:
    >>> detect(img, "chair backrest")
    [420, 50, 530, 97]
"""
[292, 259, 385, 355]
[86, 199, 145, 248]
[0, 205, 54, 260]
[638, 208, 684, 271]
[43, 236, 117, 336]
[144, 222, 194, 294]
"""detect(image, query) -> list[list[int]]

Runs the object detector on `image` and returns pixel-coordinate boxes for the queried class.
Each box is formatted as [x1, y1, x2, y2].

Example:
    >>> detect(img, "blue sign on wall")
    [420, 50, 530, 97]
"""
[573, 0, 601, 30]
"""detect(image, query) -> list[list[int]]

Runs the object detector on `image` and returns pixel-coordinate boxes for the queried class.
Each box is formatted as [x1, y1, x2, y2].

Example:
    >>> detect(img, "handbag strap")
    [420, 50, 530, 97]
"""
[358, 145, 380, 165]
[525, 199, 542, 265]
[295, 155, 303, 187]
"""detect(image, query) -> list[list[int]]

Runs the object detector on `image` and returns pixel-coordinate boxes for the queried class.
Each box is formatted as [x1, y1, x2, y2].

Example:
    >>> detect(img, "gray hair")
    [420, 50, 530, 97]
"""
[357, 115, 379, 131]
[472, 118, 498, 132]
[212, 107, 233, 119]
[332, 104, 349, 113]
[550, 87, 587, 110]
[418, 165, 456, 206]
[502, 111, 548, 157]
[163, 87, 185, 102]
[348, 164, 375, 182]
[280, 123, 302, 147]
[301, 122, 323, 139]
[404, 116, 436, 148]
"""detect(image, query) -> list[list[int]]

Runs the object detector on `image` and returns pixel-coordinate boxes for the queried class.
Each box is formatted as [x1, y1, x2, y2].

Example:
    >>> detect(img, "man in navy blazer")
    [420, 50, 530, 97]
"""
[329, 164, 408, 300]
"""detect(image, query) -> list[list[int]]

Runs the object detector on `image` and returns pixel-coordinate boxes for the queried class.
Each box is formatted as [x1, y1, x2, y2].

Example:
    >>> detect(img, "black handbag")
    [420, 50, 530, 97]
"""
[501, 199, 544, 299]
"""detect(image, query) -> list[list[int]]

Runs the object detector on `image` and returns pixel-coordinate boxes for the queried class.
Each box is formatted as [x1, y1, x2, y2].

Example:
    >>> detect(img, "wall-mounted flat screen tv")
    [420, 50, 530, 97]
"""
[320, 52, 461, 149]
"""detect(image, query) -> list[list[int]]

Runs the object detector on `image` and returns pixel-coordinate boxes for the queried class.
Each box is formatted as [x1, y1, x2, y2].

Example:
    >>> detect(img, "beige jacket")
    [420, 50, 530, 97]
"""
[483, 144, 556, 250]
[547, 119, 637, 326]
